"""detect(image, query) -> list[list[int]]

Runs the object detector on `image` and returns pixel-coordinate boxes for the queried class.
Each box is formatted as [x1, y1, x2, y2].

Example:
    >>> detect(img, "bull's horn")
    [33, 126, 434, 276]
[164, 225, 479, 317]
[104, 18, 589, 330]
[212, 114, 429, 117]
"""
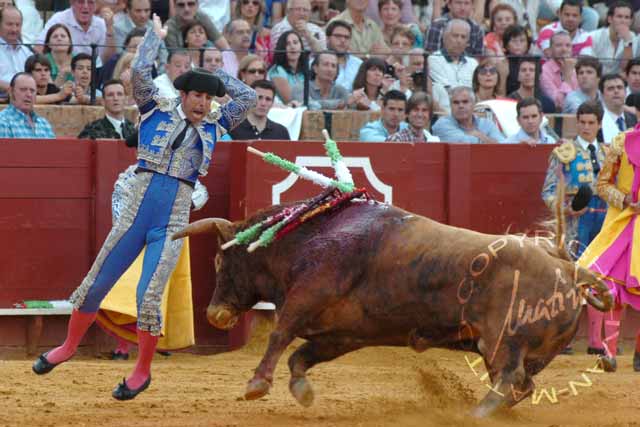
[172, 218, 234, 242]
[576, 267, 614, 312]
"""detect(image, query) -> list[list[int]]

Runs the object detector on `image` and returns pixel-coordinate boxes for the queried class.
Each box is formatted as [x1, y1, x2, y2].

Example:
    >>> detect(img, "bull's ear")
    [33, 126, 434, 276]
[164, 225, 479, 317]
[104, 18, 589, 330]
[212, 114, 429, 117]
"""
[172, 218, 235, 243]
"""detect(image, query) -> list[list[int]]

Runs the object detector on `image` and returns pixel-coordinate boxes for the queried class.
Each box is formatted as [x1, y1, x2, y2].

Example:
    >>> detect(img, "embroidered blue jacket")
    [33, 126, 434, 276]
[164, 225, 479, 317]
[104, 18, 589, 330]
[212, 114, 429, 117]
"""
[131, 28, 256, 181]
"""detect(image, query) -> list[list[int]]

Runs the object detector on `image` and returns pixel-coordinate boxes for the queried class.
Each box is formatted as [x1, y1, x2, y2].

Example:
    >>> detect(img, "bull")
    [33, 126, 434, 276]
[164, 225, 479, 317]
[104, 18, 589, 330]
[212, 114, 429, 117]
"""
[173, 198, 612, 417]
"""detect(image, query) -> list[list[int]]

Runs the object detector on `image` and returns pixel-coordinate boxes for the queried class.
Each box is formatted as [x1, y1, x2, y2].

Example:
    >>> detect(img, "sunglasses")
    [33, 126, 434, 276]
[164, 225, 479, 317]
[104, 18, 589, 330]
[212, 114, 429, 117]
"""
[242, 0, 260, 5]
[479, 66, 497, 74]
[245, 68, 266, 74]
[176, 1, 196, 8]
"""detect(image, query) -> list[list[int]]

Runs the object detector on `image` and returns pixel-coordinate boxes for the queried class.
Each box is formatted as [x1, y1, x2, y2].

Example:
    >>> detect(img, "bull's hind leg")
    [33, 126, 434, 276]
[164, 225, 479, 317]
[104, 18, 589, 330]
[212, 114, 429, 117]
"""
[287, 338, 362, 407]
[472, 342, 532, 417]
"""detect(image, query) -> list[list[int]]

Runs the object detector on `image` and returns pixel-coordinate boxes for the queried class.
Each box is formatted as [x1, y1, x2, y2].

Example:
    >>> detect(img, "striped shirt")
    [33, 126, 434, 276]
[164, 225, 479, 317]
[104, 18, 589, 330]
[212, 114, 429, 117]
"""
[0, 104, 55, 139]
[536, 21, 594, 56]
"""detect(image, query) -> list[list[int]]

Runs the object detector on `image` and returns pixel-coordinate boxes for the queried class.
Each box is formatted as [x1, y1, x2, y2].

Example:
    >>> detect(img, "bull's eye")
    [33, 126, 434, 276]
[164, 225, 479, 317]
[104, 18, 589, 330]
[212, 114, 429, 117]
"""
[214, 254, 222, 272]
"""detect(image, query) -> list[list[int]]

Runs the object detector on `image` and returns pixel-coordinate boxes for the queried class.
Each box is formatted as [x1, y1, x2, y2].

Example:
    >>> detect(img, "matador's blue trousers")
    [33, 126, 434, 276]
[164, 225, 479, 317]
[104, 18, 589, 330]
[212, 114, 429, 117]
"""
[69, 172, 193, 335]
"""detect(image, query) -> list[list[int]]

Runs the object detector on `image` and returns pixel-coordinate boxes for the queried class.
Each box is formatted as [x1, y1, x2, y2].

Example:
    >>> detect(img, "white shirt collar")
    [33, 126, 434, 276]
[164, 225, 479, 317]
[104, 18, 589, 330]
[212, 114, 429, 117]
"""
[576, 135, 598, 152]
[604, 105, 624, 121]
[105, 113, 124, 137]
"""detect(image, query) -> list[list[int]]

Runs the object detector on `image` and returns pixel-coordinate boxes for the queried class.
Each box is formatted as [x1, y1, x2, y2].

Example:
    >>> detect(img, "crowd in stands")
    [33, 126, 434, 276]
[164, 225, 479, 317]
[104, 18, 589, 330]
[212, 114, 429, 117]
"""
[0, 0, 640, 143]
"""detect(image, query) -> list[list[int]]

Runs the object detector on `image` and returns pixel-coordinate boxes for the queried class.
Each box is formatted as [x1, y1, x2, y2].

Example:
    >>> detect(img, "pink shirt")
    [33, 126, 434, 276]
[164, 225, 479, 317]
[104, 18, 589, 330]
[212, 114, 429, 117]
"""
[540, 60, 578, 109]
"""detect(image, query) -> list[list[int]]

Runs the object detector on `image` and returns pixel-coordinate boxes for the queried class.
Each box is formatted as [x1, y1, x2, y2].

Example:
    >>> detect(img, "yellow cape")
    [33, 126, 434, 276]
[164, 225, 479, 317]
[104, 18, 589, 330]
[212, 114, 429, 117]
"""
[96, 239, 195, 350]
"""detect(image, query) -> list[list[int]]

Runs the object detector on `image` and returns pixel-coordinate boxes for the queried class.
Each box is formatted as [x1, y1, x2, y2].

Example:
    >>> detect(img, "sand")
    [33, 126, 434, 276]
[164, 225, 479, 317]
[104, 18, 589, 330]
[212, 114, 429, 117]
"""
[2, 322, 639, 427]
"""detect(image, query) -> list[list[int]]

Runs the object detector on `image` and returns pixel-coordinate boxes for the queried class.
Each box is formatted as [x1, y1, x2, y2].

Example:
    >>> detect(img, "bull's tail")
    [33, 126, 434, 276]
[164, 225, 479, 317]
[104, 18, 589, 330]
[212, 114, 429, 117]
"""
[575, 266, 614, 312]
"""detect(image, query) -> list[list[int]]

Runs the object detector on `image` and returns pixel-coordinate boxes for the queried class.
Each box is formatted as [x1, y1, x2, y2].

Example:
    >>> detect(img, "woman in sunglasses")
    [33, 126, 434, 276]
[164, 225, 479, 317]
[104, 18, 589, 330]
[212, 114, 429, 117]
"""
[472, 64, 501, 102]
[238, 54, 268, 86]
[234, 0, 271, 61]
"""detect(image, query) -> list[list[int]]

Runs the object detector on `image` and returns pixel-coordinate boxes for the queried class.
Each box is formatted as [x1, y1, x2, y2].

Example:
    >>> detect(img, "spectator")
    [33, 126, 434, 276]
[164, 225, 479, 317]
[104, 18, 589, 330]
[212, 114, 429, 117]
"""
[598, 73, 637, 143]
[25, 54, 73, 104]
[538, 0, 599, 32]
[350, 57, 386, 111]
[508, 57, 555, 113]
[202, 47, 224, 72]
[366, 0, 417, 27]
[590, 1, 637, 76]
[42, 23, 74, 87]
[379, 0, 422, 48]
[502, 24, 532, 94]
[564, 56, 601, 113]
[69, 52, 102, 104]
[433, 86, 506, 143]
[222, 19, 252, 77]
[0, 73, 55, 138]
[473, 63, 500, 102]
[234, 0, 270, 60]
[536, 0, 594, 57]
[540, 31, 579, 111]
[165, 0, 230, 51]
[113, 0, 151, 50]
[98, 27, 146, 90]
[326, 19, 362, 92]
[626, 58, 640, 103]
[112, 52, 135, 105]
[78, 79, 136, 139]
[387, 91, 440, 142]
[429, 19, 479, 109]
[153, 49, 190, 98]
[359, 89, 407, 141]
[0, 6, 31, 93]
[237, 53, 266, 85]
[184, 21, 212, 67]
[229, 79, 290, 140]
[506, 97, 557, 144]
[36, 0, 116, 65]
[15, 0, 43, 45]
[329, 0, 386, 57]
[484, 3, 517, 56]
[425, 0, 484, 56]
[388, 25, 414, 66]
[267, 30, 304, 104]
[270, 0, 326, 55]
[291, 51, 349, 109]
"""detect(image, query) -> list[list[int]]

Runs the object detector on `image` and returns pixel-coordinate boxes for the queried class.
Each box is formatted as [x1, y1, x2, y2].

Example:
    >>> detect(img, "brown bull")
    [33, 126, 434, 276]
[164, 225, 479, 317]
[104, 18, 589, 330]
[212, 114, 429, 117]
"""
[173, 200, 612, 417]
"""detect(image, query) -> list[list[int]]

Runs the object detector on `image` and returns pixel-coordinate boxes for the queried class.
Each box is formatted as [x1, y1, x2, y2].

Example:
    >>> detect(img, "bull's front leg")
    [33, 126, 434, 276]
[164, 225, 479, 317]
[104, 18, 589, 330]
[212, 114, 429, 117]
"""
[244, 288, 334, 401]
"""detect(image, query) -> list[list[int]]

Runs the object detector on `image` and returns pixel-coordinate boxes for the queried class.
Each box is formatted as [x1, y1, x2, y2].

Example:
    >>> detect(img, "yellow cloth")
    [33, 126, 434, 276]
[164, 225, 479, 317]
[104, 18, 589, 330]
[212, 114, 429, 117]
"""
[578, 150, 640, 284]
[96, 239, 195, 350]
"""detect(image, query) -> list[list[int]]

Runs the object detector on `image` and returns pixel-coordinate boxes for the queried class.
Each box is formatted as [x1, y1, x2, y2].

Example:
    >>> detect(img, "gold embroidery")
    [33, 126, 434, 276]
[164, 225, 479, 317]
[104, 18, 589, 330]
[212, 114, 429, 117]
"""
[553, 141, 577, 164]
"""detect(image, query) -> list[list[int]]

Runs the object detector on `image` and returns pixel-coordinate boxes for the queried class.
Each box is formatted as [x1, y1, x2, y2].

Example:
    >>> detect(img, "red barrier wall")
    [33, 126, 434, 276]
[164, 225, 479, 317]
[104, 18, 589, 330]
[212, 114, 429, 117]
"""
[3, 139, 627, 351]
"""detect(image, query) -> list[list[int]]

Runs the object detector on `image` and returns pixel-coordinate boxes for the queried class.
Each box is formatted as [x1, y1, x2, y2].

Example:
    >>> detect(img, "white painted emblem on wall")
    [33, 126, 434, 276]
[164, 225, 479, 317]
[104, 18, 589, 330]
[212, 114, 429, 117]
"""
[271, 156, 393, 205]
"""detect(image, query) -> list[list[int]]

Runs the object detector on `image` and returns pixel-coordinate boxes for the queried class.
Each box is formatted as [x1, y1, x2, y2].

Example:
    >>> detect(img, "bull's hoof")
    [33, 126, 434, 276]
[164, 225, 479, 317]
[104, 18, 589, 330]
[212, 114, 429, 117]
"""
[408, 330, 429, 353]
[289, 377, 314, 407]
[244, 377, 271, 401]
[598, 356, 617, 372]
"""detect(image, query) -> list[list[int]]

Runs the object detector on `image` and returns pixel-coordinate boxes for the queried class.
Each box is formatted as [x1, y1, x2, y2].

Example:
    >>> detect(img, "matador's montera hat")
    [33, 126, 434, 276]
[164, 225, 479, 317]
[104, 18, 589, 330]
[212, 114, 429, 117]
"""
[174, 68, 226, 97]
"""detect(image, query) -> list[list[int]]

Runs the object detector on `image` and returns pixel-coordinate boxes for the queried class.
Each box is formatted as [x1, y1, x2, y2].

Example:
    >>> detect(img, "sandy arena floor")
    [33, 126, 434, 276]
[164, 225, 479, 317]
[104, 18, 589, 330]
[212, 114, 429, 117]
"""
[2, 322, 639, 427]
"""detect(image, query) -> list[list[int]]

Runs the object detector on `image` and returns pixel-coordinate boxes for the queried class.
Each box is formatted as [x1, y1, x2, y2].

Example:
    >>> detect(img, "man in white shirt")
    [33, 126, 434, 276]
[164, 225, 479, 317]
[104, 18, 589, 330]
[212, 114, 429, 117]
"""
[598, 73, 637, 143]
[153, 49, 191, 99]
[589, 1, 636, 75]
[428, 19, 478, 109]
[198, 0, 231, 35]
[0, 7, 32, 93]
[270, 0, 326, 54]
[326, 19, 361, 92]
[506, 98, 557, 145]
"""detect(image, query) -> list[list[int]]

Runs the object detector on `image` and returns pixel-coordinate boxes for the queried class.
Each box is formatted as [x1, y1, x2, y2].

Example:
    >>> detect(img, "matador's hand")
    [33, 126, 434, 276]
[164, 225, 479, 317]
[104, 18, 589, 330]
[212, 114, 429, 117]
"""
[152, 14, 167, 40]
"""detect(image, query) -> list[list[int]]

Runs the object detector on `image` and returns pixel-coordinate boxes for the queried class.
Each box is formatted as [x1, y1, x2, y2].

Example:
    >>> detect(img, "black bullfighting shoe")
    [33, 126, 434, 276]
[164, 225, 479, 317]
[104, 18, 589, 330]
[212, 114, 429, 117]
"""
[587, 346, 606, 355]
[598, 356, 617, 372]
[112, 376, 152, 401]
[634, 352, 640, 372]
[32, 352, 63, 375]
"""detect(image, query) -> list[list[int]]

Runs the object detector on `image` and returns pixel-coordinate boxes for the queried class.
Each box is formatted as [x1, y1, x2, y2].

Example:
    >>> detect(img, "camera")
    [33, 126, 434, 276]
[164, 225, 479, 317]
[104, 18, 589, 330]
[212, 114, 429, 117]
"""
[411, 71, 426, 90]
[384, 63, 396, 78]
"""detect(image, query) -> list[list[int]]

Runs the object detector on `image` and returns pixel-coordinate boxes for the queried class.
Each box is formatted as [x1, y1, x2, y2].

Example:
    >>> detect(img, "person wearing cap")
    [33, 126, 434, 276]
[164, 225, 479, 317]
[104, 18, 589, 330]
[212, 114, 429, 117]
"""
[578, 93, 640, 374]
[541, 100, 607, 357]
[32, 14, 256, 401]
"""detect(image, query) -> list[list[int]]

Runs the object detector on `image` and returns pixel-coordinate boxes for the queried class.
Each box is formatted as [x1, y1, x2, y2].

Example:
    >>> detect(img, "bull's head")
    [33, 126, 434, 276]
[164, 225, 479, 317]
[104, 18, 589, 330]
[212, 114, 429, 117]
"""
[173, 218, 259, 330]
